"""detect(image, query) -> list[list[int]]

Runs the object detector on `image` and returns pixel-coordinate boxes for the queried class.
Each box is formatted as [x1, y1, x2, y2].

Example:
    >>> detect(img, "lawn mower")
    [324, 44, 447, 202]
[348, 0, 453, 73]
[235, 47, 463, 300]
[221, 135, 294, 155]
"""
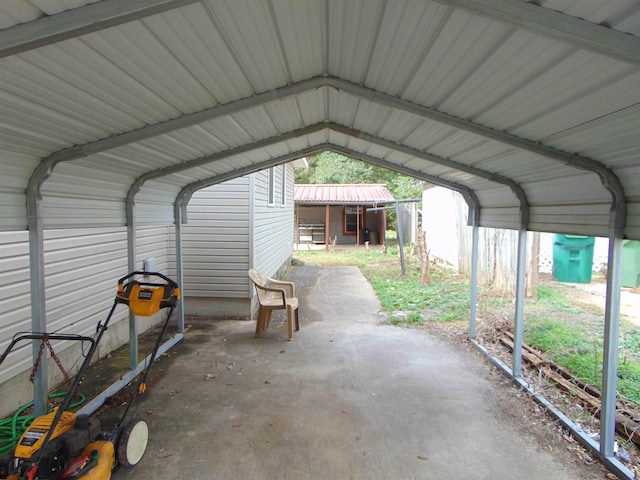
[0, 271, 180, 480]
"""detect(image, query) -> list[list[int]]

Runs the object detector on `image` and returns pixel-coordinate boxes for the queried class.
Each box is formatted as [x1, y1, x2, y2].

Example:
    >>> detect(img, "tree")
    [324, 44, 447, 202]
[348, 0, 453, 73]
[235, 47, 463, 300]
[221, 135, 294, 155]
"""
[295, 151, 423, 201]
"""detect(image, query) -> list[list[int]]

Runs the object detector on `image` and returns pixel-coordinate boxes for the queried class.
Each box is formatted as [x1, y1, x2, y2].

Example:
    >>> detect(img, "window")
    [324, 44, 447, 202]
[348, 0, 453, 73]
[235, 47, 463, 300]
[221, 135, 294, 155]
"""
[280, 164, 286, 206]
[268, 167, 275, 205]
[343, 205, 364, 235]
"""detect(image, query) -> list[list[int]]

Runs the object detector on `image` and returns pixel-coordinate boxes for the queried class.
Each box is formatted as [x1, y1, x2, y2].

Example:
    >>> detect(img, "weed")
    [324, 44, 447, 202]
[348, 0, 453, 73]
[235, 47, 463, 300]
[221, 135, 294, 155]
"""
[531, 284, 582, 313]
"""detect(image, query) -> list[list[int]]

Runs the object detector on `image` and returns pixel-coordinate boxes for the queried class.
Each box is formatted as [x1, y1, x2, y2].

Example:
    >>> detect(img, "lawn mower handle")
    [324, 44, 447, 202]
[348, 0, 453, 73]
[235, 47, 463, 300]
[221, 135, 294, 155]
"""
[0, 332, 95, 368]
[118, 271, 179, 289]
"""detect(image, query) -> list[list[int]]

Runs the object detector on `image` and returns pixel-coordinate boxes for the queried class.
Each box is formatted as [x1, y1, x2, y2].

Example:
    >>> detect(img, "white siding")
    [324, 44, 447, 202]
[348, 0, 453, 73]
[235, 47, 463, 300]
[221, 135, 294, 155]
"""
[182, 177, 251, 300]
[0, 225, 173, 417]
[180, 166, 296, 319]
[424, 187, 537, 293]
[253, 166, 295, 277]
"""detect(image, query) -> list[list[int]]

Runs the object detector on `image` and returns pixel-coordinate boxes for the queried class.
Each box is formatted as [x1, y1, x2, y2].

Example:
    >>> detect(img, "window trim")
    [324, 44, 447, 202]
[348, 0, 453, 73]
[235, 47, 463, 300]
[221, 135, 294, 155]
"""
[343, 205, 366, 236]
[280, 164, 286, 206]
[268, 167, 275, 206]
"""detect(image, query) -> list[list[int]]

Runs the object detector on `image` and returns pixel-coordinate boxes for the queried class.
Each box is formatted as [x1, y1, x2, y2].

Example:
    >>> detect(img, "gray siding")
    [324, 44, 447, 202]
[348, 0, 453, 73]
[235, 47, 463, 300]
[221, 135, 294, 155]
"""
[253, 166, 295, 277]
[181, 165, 296, 319]
[182, 177, 251, 298]
[0, 226, 173, 417]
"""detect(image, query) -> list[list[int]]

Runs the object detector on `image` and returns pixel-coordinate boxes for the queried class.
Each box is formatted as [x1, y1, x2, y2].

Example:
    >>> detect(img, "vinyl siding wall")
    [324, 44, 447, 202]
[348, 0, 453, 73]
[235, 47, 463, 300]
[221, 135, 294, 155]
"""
[181, 165, 296, 319]
[180, 177, 251, 318]
[0, 226, 173, 417]
[252, 166, 295, 277]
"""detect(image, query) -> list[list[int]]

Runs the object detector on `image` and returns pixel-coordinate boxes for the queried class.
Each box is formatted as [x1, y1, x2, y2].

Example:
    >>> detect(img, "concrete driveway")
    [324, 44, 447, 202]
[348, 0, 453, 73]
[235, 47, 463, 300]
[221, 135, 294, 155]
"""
[113, 265, 607, 480]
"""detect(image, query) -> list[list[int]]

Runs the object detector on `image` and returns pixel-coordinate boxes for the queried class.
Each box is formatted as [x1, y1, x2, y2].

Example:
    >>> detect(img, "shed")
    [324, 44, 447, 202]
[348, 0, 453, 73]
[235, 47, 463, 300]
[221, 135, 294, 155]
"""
[294, 184, 395, 247]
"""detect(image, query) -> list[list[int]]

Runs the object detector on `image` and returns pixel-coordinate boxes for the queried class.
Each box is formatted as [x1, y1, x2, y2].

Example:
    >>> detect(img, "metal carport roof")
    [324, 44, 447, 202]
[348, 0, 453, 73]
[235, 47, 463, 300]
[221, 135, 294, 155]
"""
[1, 1, 640, 478]
[1, 0, 639, 239]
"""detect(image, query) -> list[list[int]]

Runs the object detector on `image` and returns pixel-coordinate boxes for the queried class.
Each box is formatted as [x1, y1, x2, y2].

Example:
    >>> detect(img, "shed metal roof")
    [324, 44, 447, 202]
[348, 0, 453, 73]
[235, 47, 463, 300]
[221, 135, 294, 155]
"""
[294, 184, 395, 205]
[1, 0, 640, 239]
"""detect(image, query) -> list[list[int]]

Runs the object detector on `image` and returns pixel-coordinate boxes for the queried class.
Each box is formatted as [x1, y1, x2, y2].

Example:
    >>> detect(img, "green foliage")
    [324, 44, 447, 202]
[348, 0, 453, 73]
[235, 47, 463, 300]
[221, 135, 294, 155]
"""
[524, 318, 589, 353]
[295, 151, 423, 201]
[532, 285, 582, 313]
[525, 317, 640, 404]
[618, 362, 640, 403]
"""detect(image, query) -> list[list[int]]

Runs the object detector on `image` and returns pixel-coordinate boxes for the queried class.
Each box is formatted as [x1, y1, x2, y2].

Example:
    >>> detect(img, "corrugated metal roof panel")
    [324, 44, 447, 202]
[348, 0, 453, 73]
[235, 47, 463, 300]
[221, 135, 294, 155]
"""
[294, 184, 395, 204]
[0, 0, 639, 239]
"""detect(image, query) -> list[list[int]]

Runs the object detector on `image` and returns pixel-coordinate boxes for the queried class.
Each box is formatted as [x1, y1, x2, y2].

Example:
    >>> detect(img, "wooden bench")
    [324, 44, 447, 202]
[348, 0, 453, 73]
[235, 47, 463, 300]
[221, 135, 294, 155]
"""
[248, 269, 300, 340]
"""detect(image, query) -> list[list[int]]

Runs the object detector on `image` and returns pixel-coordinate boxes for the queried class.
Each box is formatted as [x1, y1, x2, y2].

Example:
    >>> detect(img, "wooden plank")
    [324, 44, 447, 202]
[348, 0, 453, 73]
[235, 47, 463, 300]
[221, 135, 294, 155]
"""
[499, 334, 640, 447]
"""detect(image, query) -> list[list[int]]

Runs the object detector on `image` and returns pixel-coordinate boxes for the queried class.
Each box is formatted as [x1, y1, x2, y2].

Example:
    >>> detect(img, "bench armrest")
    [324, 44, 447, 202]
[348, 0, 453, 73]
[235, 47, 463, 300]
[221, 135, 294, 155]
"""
[266, 278, 295, 297]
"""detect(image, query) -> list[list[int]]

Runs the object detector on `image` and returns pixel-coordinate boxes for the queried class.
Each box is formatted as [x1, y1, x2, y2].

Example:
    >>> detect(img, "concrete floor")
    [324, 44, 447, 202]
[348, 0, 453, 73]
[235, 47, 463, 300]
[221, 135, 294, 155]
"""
[113, 265, 604, 480]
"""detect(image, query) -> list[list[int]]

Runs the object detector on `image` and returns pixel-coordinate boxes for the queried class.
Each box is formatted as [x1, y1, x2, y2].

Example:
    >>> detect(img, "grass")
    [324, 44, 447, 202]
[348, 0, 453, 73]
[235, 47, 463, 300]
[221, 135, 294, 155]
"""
[523, 286, 640, 404]
[295, 246, 471, 324]
[292, 245, 640, 406]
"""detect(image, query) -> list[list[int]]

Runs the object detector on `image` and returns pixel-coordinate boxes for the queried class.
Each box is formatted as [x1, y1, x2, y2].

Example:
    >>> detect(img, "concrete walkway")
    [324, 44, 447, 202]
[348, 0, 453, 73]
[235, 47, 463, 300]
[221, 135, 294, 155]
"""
[114, 266, 604, 480]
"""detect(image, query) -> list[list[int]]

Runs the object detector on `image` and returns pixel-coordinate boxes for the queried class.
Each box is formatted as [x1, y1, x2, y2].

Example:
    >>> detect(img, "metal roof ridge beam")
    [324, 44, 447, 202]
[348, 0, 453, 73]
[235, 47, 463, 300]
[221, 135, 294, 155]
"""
[39, 74, 623, 230]
[0, 0, 201, 58]
[323, 78, 625, 231]
[435, 0, 640, 67]
[323, 77, 606, 168]
[342, 121, 529, 224]
[175, 144, 333, 215]
[41, 77, 330, 167]
[126, 122, 329, 206]
[327, 122, 527, 228]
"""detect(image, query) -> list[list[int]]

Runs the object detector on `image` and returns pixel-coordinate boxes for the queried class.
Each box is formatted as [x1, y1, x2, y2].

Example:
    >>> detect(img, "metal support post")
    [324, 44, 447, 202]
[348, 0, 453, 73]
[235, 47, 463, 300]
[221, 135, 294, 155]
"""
[26, 189, 48, 417]
[512, 227, 527, 378]
[469, 223, 479, 339]
[600, 234, 623, 458]
[175, 201, 186, 333]
[125, 198, 138, 370]
[395, 202, 406, 275]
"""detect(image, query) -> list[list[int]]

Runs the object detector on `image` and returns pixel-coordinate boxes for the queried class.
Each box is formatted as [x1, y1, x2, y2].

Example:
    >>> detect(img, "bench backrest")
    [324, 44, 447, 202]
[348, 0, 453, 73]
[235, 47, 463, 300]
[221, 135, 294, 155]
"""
[248, 268, 277, 306]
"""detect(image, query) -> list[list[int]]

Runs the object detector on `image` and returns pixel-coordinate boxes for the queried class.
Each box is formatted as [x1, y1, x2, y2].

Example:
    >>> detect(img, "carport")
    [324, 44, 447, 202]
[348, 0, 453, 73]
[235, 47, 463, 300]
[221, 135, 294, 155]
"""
[1, 1, 639, 478]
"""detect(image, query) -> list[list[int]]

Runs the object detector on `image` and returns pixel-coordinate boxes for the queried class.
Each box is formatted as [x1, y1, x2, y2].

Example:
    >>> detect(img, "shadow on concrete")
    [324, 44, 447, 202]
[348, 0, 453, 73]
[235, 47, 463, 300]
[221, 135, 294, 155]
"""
[109, 265, 608, 480]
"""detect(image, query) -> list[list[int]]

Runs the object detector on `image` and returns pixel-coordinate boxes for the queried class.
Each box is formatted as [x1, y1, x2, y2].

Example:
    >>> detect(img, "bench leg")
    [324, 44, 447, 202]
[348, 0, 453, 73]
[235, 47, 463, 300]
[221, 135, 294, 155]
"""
[255, 307, 266, 337]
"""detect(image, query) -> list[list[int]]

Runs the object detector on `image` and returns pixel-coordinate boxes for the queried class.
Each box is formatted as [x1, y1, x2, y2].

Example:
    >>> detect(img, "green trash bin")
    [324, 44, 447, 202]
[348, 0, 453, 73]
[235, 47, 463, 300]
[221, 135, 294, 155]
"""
[552, 234, 595, 283]
[622, 240, 640, 288]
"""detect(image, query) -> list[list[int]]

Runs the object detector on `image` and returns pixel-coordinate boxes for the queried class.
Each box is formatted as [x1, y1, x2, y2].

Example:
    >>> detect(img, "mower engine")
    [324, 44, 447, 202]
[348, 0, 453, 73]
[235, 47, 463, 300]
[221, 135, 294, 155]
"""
[0, 410, 112, 480]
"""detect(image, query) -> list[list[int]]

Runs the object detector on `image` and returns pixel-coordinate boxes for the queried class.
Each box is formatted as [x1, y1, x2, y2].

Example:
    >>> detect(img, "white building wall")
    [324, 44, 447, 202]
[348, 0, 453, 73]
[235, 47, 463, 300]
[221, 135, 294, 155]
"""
[422, 188, 460, 269]
[423, 186, 610, 291]
[253, 165, 295, 277]
[180, 177, 252, 318]
[0, 225, 173, 417]
[180, 165, 296, 319]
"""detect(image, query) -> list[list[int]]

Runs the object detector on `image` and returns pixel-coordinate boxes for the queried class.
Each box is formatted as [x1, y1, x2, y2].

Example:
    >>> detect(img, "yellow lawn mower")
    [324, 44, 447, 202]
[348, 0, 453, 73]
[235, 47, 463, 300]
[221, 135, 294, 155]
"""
[0, 271, 180, 480]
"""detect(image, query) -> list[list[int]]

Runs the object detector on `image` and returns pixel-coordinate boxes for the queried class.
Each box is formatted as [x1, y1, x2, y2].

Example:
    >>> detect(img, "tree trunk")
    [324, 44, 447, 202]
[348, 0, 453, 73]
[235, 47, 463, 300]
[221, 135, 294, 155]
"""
[417, 230, 430, 284]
